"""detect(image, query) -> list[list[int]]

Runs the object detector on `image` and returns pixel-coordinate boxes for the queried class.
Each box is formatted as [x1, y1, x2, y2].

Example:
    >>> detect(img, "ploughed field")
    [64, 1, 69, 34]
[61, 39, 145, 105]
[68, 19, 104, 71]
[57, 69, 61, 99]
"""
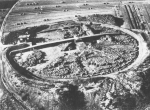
[0, 0, 17, 27]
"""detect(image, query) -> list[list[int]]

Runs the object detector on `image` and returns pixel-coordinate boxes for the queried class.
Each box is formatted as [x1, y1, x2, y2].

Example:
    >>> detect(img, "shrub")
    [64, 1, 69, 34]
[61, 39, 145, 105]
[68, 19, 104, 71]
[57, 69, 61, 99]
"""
[23, 49, 46, 67]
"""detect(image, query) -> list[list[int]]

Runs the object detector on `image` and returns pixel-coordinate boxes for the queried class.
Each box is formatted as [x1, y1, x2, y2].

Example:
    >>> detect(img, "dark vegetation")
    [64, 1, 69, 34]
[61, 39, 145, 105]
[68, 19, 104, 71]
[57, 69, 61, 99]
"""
[58, 84, 87, 110]
[56, 77, 145, 110]
[20, 49, 46, 68]
[0, 1, 17, 9]
[78, 14, 124, 27]
[112, 93, 137, 110]
[140, 69, 150, 101]
[105, 68, 150, 110]
[0, 93, 27, 110]
[7, 44, 42, 79]
[2, 25, 49, 45]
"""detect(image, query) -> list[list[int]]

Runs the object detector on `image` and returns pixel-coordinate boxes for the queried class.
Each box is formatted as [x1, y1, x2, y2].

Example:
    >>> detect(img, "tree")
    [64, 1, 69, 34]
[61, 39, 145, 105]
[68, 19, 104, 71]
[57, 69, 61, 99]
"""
[23, 49, 46, 67]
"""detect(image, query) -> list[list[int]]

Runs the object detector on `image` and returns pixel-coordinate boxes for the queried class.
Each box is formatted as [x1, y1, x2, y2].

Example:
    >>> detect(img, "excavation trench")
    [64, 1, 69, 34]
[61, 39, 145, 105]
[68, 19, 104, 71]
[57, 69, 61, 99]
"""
[6, 23, 149, 81]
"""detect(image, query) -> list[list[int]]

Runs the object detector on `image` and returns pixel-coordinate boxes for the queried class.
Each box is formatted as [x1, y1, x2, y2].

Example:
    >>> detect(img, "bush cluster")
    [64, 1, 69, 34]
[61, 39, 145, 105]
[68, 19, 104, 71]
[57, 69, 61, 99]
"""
[23, 49, 46, 68]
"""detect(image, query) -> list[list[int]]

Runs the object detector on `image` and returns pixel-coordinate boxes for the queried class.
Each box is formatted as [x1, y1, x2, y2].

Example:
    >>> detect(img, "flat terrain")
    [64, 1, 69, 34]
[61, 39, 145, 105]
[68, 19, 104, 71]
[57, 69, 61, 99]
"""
[2, 0, 150, 110]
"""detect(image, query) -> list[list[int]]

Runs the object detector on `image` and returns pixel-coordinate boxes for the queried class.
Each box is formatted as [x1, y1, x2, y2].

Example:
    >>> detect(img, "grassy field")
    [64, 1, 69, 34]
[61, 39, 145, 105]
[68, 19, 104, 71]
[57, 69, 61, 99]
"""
[4, 0, 119, 32]
[2, 0, 148, 33]
[0, 0, 17, 28]
[0, 1, 17, 9]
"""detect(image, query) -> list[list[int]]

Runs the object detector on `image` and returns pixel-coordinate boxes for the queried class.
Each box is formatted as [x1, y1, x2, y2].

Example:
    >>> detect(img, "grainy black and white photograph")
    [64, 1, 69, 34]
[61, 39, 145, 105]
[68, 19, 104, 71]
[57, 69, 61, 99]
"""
[0, 0, 150, 110]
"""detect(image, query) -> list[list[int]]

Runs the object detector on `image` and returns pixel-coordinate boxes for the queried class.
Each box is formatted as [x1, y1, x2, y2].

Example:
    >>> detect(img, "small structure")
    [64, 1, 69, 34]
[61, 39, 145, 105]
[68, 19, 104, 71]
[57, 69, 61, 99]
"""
[18, 34, 30, 43]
